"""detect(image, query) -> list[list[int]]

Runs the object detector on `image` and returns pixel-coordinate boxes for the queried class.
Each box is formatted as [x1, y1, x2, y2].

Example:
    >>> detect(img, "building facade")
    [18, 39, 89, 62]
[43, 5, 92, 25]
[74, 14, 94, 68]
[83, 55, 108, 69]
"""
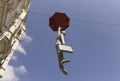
[0, 0, 31, 78]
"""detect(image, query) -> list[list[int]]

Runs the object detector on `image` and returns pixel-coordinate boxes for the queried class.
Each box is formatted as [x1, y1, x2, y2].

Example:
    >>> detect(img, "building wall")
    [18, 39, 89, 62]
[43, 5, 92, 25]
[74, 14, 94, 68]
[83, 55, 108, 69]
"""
[0, 0, 31, 77]
[0, 0, 31, 31]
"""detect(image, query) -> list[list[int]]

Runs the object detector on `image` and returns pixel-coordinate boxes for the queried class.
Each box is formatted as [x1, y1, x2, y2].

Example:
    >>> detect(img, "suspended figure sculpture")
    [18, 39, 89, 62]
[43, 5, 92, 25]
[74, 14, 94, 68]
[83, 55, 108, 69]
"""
[49, 12, 73, 75]
[0, 0, 31, 78]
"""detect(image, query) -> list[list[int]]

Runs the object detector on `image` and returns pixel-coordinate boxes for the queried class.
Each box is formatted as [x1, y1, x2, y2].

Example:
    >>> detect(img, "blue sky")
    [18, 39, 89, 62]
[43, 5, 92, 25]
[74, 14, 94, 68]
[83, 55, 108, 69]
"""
[1, 0, 120, 81]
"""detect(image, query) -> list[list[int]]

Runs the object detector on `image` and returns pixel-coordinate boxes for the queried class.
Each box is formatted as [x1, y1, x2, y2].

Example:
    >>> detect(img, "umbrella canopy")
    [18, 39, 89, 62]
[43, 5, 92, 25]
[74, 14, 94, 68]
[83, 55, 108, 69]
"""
[49, 12, 70, 31]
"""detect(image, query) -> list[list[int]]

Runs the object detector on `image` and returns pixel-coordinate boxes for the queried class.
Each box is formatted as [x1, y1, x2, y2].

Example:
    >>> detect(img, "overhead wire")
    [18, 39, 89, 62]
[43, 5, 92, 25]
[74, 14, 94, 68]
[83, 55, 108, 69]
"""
[28, 11, 50, 17]
[28, 11, 120, 28]
[71, 18, 120, 27]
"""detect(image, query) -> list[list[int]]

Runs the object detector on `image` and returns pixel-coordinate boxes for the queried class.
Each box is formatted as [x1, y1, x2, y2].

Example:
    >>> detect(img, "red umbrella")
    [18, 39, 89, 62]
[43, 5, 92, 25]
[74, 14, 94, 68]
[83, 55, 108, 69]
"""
[49, 12, 70, 31]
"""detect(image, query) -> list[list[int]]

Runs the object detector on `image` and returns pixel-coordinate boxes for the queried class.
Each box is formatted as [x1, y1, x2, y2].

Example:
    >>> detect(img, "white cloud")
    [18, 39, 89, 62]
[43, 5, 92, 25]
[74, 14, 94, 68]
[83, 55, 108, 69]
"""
[21, 32, 32, 44]
[0, 32, 32, 80]
[16, 32, 32, 55]
[16, 43, 27, 55]
[15, 65, 27, 74]
[0, 65, 27, 81]
[11, 55, 17, 61]
[0, 65, 19, 81]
